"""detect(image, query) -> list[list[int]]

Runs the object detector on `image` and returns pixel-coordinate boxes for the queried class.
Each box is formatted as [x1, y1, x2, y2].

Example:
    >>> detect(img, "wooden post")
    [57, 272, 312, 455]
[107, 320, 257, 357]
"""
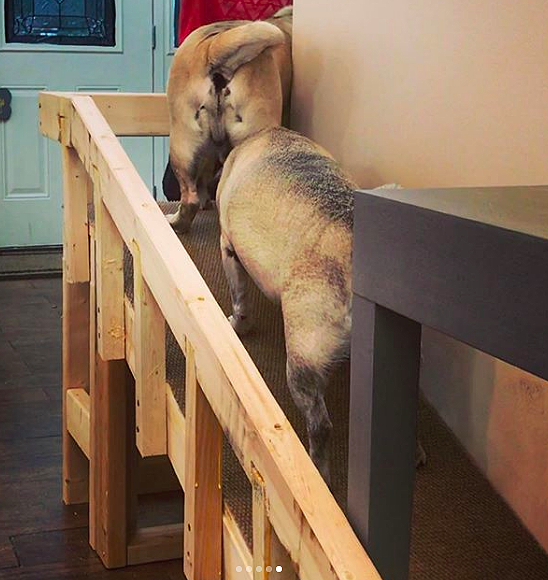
[88, 223, 97, 549]
[90, 355, 131, 568]
[348, 296, 421, 580]
[184, 341, 223, 580]
[252, 467, 271, 580]
[62, 146, 90, 284]
[94, 174, 124, 361]
[61, 145, 90, 505]
[133, 241, 167, 457]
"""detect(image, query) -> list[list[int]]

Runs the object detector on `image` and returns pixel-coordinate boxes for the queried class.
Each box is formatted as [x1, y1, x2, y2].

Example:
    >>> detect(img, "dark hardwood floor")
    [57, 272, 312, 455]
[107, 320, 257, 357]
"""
[0, 278, 183, 579]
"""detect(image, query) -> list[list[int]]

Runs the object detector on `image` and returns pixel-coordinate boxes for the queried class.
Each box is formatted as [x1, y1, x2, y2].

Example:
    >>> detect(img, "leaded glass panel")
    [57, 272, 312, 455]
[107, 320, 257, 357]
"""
[5, 0, 116, 46]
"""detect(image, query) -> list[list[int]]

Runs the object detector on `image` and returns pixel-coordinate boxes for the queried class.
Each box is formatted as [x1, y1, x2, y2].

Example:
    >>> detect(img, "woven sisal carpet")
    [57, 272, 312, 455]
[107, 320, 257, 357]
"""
[125, 203, 548, 579]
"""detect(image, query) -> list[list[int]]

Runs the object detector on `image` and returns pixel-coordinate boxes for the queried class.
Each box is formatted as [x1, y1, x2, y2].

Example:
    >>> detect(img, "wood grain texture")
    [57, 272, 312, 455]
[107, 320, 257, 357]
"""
[167, 387, 186, 488]
[88, 226, 97, 549]
[62, 278, 89, 505]
[94, 194, 124, 361]
[66, 388, 90, 458]
[133, 241, 167, 456]
[39, 91, 169, 137]
[252, 467, 271, 580]
[184, 342, 223, 580]
[61, 146, 90, 284]
[90, 356, 129, 568]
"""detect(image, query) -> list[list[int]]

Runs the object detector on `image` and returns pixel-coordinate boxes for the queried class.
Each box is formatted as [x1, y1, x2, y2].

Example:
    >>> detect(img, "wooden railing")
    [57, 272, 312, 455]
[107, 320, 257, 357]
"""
[40, 91, 382, 580]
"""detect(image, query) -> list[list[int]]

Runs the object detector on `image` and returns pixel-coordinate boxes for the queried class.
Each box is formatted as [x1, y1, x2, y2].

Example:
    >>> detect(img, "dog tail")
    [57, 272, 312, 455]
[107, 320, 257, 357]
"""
[208, 22, 285, 81]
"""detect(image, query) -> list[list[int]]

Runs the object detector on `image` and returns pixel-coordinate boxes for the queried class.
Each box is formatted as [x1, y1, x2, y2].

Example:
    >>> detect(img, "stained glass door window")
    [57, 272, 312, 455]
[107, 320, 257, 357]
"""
[5, 0, 116, 46]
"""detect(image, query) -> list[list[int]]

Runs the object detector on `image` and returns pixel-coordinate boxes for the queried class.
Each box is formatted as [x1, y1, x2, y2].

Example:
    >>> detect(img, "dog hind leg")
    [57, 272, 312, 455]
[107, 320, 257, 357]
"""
[286, 357, 333, 485]
[220, 234, 253, 335]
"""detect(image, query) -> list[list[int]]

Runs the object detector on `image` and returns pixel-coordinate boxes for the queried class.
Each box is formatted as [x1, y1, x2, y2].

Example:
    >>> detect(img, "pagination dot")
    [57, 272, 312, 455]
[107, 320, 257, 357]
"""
[276, 566, 283, 572]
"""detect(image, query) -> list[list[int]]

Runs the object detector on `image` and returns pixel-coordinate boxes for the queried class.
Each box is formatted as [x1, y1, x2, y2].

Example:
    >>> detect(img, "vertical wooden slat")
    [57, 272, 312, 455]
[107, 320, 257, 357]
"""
[62, 146, 90, 283]
[62, 279, 90, 505]
[88, 225, 97, 549]
[184, 341, 223, 580]
[132, 241, 167, 456]
[94, 172, 124, 360]
[252, 467, 271, 580]
[91, 355, 130, 568]
[61, 145, 90, 506]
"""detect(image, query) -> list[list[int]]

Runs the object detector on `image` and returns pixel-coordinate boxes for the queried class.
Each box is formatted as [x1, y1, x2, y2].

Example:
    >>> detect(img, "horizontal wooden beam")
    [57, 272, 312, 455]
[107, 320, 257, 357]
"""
[89, 93, 169, 136]
[66, 388, 90, 458]
[39, 92, 169, 138]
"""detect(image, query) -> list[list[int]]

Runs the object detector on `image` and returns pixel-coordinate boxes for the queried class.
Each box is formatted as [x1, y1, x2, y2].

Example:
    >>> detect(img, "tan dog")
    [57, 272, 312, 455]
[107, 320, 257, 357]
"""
[165, 6, 293, 233]
[217, 127, 356, 483]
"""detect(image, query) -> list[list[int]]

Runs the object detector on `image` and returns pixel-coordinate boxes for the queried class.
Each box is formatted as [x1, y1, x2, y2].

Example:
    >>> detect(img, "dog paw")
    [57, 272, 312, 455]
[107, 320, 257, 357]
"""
[228, 314, 253, 336]
[166, 212, 178, 225]
[166, 212, 191, 234]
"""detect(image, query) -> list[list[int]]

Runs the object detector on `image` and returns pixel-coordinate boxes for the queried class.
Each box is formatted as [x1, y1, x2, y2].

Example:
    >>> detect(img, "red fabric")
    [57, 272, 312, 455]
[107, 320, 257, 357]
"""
[177, 0, 291, 45]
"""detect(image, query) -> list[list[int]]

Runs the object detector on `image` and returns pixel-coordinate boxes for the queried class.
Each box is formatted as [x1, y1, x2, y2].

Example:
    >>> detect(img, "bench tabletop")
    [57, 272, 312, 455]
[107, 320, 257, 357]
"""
[353, 185, 548, 380]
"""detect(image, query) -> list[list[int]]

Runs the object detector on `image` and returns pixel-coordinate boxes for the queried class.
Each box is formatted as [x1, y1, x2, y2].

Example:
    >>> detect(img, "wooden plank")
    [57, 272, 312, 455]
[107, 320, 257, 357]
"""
[62, 278, 89, 505]
[133, 241, 167, 457]
[94, 194, 124, 361]
[184, 342, 223, 580]
[38, 92, 72, 144]
[62, 146, 90, 283]
[63, 94, 382, 580]
[89, 93, 169, 136]
[39, 91, 169, 137]
[127, 524, 183, 565]
[252, 467, 271, 580]
[91, 356, 130, 568]
[66, 388, 90, 458]
[348, 297, 421, 580]
[167, 387, 186, 489]
[61, 136, 91, 507]
[88, 225, 97, 549]
[224, 509, 253, 580]
[124, 297, 135, 374]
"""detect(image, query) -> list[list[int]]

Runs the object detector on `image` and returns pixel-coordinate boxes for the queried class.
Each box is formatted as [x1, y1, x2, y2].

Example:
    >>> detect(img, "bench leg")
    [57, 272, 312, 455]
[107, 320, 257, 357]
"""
[348, 296, 421, 580]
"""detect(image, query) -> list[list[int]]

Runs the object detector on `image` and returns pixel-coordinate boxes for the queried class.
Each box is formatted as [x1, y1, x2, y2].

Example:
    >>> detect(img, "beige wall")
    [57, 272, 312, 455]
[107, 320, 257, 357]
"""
[291, 0, 548, 549]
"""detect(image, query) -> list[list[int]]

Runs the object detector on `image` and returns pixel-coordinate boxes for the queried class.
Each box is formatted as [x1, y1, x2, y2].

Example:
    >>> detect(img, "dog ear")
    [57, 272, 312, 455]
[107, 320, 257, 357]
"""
[208, 21, 284, 81]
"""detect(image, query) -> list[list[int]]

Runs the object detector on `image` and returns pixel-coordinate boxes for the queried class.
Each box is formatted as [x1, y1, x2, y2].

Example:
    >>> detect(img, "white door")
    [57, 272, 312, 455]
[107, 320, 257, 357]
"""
[0, 0, 154, 247]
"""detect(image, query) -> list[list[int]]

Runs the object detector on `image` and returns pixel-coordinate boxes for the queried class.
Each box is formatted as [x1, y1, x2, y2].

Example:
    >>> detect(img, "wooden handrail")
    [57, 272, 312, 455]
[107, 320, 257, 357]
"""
[40, 91, 382, 580]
